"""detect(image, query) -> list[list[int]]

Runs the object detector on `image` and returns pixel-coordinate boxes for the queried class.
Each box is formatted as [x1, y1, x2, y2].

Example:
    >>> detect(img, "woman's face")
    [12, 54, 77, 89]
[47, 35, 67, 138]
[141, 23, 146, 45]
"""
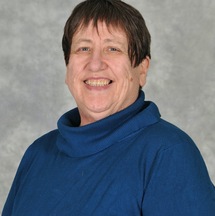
[66, 21, 149, 126]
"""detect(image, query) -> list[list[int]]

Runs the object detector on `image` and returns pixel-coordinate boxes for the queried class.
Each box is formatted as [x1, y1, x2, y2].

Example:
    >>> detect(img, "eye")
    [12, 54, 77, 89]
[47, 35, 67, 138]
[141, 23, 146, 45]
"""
[104, 47, 122, 54]
[74, 47, 91, 54]
[108, 47, 120, 52]
[79, 47, 90, 52]
[72, 47, 92, 55]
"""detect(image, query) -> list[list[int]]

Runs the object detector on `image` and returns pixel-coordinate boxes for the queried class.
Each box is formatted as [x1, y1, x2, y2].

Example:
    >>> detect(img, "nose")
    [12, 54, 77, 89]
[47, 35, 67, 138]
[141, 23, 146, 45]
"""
[88, 49, 108, 72]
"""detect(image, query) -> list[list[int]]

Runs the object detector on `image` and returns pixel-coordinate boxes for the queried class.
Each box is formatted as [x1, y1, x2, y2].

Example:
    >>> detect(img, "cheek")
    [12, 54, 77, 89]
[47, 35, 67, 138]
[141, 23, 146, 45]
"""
[127, 73, 143, 91]
[66, 64, 79, 82]
[66, 69, 76, 90]
[127, 69, 141, 84]
[66, 68, 72, 84]
[67, 57, 87, 79]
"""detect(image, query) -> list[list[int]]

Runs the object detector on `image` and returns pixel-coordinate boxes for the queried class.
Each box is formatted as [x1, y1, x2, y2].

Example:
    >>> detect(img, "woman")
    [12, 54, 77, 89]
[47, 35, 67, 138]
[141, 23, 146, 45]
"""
[3, 0, 215, 215]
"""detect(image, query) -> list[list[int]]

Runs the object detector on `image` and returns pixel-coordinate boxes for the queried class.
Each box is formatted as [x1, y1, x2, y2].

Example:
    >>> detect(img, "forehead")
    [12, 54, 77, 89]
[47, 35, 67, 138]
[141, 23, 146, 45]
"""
[73, 21, 128, 42]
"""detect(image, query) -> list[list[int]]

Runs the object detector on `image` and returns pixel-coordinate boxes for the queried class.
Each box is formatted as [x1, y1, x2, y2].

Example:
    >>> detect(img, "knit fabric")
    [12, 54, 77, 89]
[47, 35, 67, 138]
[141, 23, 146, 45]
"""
[2, 91, 215, 215]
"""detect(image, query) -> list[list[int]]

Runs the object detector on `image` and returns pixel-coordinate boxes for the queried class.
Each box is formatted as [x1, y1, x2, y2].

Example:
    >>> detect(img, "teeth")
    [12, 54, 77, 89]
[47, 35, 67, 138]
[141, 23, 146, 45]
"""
[85, 79, 111, 87]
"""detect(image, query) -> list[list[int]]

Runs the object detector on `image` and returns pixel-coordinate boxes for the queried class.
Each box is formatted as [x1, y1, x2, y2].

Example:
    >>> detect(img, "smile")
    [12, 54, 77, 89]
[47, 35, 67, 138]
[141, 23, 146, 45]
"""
[84, 79, 112, 87]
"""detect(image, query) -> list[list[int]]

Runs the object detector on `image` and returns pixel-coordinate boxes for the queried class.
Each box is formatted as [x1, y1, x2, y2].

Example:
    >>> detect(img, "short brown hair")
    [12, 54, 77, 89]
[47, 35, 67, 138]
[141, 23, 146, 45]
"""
[62, 0, 151, 67]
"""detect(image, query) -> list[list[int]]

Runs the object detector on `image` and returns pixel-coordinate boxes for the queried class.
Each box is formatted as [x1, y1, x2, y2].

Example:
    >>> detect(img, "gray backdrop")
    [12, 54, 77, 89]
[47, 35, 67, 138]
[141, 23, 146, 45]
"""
[0, 0, 215, 211]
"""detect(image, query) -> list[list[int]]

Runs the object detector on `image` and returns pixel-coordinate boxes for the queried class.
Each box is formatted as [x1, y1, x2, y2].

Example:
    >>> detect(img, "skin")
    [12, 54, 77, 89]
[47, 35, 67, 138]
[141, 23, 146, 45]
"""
[65, 21, 150, 126]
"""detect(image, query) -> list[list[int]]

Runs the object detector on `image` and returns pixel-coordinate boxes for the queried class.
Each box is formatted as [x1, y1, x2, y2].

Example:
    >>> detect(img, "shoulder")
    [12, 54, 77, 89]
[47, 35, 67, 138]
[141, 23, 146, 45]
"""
[139, 118, 208, 181]
[142, 118, 196, 150]
[33, 129, 59, 147]
[141, 120, 215, 215]
[127, 117, 201, 163]
[22, 129, 59, 163]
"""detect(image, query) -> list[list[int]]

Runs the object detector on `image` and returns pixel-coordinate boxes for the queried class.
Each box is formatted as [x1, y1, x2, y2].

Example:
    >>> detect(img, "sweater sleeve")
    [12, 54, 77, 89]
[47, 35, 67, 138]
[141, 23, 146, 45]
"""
[2, 144, 35, 216]
[142, 138, 215, 215]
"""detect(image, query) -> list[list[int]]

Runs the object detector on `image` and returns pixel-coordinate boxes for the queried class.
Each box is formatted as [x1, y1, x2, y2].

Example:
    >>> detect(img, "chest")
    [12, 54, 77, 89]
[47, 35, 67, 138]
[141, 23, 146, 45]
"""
[13, 140, 148, 215]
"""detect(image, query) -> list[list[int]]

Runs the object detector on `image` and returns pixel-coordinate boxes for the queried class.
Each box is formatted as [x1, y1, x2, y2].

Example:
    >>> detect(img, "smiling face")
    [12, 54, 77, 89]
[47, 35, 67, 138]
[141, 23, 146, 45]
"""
[66, 21, 149, 126]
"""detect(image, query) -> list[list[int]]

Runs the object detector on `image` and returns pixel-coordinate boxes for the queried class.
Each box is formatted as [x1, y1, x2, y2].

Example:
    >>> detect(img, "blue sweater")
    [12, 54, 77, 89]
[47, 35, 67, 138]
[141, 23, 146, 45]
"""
[2, 92, 215, 215]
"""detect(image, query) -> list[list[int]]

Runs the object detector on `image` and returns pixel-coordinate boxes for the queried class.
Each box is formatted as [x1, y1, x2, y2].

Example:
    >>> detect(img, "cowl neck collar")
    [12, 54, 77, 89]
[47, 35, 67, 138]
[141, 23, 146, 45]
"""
[56, 91, 160, 157]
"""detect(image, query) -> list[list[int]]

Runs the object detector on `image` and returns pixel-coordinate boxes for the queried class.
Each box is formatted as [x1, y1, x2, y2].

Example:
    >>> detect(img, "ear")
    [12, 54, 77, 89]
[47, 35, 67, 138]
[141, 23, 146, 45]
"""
[139, 56, 150, 87]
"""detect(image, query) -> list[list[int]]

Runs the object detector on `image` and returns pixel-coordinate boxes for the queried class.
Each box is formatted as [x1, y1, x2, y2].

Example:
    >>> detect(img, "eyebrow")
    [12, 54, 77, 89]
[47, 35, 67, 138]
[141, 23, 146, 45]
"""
[73, 39, 92, 44]
[73, 38, 125, 46]
[103, 38, 125, 46]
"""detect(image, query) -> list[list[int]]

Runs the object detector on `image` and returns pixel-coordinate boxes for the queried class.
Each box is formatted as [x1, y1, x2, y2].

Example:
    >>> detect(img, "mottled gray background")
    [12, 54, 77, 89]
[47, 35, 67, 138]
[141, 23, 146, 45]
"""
[0, 0, 215, 211]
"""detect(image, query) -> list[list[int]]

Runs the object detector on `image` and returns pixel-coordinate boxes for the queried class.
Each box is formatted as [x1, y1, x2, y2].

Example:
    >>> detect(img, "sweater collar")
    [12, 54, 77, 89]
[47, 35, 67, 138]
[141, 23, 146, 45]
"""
[57, 91, 161, 157]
